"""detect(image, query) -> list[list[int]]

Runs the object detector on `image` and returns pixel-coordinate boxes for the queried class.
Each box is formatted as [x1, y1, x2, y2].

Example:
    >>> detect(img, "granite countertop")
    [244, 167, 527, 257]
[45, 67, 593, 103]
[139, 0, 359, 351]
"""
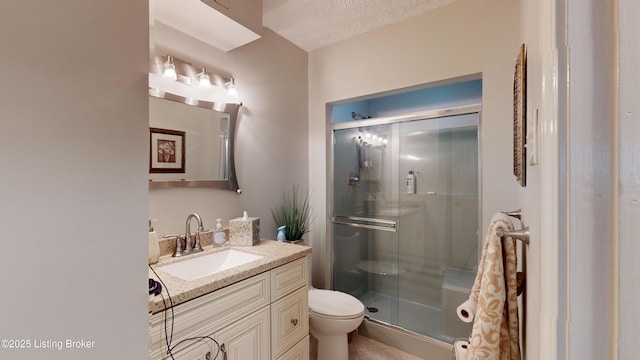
[148, 240, 312, 314]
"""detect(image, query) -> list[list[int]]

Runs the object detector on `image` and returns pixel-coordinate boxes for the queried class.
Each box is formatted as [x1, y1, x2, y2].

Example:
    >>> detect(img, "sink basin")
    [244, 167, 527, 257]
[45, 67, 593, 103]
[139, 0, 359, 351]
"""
[157, 249, 263, 281]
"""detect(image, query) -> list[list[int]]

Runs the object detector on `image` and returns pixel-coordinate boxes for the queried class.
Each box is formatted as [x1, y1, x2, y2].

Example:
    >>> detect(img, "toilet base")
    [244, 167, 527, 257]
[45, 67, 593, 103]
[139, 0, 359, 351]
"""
[311, 328, 349, 360]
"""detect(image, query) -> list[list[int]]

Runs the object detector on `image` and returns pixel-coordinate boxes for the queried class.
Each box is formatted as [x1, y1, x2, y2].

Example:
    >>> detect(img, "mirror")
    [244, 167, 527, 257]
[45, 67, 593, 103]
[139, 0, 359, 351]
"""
[148, 90, 241, 191]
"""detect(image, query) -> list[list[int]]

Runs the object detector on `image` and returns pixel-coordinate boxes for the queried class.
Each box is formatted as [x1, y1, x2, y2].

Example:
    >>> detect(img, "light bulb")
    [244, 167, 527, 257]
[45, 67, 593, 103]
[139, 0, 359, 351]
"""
[226, 78, 239, 99]
[198, 68, 211, 88]
[163, 56, 177, 81]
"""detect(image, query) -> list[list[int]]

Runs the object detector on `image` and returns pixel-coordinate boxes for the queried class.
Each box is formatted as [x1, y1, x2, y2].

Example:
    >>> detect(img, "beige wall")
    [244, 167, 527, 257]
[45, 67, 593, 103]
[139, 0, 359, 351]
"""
[308, 0, 521, 288]
[618, 0, 640, 358]
[0, 1, 149, 357]
[517, 0, 542, 359]
[564, 0, 617, 359]
[150, 23, 309, 241]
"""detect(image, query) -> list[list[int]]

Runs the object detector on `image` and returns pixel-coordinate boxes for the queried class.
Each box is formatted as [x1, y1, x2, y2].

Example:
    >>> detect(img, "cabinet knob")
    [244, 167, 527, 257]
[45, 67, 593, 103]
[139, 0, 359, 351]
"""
[291, 318, 298, 326]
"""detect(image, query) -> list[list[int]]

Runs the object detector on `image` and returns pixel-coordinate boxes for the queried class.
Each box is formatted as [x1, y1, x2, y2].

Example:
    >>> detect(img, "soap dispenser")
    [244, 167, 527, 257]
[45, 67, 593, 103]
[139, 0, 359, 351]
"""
[213, 219, 227, 247]
[148, 219, 160, 264]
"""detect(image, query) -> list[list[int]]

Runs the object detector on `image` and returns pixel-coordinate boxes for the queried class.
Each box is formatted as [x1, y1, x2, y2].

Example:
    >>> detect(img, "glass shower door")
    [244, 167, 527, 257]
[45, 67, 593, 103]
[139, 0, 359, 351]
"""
[395, 114, 479, 341]
[332, 112, 479, 342]
[332, 124, 400, 325]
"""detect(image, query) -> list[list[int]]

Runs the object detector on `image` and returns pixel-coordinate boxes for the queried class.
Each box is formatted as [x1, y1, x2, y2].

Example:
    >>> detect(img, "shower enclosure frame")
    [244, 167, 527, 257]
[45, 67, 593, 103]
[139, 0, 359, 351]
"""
[327, 103, 483, 348]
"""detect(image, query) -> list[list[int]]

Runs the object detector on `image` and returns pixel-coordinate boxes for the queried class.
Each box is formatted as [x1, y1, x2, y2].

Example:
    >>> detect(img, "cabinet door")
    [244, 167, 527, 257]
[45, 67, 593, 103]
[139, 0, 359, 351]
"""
[215, 307, 271, 360]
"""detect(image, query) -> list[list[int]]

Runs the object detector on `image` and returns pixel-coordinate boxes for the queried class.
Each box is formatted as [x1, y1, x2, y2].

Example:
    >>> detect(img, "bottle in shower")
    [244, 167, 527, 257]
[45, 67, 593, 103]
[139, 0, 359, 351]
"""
[406, 170, 416, 194]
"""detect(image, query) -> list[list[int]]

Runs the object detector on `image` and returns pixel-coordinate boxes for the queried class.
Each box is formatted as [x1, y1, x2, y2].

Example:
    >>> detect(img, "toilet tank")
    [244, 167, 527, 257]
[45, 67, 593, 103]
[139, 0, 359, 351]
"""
[441, 268, 475, 340]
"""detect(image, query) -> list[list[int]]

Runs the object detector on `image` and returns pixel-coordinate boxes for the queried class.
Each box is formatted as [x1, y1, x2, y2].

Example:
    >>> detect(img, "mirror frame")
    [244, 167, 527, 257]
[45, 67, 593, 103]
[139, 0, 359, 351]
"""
[148, 88, 241, 192]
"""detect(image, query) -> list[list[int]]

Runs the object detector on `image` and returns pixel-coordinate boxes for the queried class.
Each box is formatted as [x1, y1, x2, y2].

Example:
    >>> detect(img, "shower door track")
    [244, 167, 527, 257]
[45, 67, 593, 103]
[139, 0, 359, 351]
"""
[331, 103, 481, 130]
[362, 315, 452, 348]
[363, 315, 450, 344]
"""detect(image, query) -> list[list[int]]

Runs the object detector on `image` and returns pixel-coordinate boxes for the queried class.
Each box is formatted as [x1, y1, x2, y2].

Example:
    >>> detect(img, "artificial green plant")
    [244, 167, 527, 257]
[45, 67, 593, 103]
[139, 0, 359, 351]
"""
[271, 186, 312, 241]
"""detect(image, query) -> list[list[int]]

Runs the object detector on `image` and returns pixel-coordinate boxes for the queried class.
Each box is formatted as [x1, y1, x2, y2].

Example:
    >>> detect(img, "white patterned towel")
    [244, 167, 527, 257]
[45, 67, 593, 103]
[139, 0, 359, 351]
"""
[467, 213, 521, 360]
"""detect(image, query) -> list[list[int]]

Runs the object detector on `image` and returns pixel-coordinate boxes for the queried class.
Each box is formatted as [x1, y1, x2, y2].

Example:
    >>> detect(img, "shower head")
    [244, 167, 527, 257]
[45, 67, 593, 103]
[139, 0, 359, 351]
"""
[351, 112, 371, 120]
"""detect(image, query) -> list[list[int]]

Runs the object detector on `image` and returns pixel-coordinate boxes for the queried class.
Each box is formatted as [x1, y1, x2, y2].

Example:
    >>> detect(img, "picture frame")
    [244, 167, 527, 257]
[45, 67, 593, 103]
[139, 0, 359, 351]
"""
[513, 43, 527, 187]
[149, 127, 185, 173]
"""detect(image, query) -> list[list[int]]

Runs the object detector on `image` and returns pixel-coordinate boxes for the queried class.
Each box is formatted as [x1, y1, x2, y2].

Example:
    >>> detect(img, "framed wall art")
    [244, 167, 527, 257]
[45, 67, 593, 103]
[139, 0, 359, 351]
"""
[149, 127, 185, 173]
[513, 43, 527, 187]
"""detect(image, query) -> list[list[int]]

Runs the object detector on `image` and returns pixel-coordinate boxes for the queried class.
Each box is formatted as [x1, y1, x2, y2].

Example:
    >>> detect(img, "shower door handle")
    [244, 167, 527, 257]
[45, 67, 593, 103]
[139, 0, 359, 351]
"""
[332, 215, 397, 232]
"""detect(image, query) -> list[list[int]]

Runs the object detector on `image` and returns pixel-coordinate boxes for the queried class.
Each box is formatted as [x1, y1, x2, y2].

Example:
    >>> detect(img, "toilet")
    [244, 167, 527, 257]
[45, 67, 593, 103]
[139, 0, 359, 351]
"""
[308, 288, 365, 360]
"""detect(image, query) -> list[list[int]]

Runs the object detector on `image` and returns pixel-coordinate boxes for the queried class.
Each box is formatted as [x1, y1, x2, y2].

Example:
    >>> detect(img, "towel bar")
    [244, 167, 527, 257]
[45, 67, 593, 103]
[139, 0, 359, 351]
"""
[501, 209, 522, 220]
[497, 227, 530, 245]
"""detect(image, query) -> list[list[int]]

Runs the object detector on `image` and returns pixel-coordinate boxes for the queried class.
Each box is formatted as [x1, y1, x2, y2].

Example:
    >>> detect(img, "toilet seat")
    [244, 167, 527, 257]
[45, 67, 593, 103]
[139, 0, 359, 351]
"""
[308, 289, 365, 320]
[310, 309, 363, 321]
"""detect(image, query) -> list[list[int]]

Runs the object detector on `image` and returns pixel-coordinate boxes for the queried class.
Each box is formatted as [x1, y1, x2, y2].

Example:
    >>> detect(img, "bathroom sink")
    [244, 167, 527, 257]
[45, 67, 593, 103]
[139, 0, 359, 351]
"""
[157, 249, 263, 281]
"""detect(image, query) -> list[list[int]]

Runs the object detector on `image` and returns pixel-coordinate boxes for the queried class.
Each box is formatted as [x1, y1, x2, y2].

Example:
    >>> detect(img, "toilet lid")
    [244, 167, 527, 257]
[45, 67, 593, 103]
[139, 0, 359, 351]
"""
[308, 289, 365, 319]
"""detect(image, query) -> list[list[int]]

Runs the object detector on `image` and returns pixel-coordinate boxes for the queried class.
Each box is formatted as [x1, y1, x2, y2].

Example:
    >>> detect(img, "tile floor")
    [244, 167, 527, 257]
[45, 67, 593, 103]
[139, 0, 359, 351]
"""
[310, 332, 424, 360]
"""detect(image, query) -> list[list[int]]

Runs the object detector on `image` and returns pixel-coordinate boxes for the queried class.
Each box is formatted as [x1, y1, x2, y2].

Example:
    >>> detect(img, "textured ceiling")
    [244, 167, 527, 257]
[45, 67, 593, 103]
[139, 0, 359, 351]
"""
[263, 0, 456, 52]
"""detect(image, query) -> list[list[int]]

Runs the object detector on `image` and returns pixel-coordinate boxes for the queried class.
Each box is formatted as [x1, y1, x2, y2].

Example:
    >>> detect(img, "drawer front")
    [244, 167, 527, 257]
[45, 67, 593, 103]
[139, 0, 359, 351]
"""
[276, 336, 309, 360]
[149, 272, 270, 359]
[271, 286, 309, 358]
[271, 257, 308, 301]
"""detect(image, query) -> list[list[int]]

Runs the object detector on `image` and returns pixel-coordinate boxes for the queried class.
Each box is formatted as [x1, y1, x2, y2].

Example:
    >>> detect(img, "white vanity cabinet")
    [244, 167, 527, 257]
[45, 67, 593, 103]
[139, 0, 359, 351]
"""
[149, 256, 309, 360]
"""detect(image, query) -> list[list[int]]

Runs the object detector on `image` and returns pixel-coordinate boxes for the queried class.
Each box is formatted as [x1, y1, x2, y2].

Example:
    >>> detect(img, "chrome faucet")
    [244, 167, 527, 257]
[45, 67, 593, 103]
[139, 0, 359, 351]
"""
[164, 234, 187, 257]
[185, 213, 204, 254]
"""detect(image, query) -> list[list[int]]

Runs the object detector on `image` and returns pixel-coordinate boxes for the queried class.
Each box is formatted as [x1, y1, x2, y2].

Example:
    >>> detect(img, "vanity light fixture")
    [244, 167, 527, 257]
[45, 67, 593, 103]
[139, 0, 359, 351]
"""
[163, 55, 177, 81]
[198, 67, 211, 88]
[226, 77, 239, 99]
[151, 54, 242, 105]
